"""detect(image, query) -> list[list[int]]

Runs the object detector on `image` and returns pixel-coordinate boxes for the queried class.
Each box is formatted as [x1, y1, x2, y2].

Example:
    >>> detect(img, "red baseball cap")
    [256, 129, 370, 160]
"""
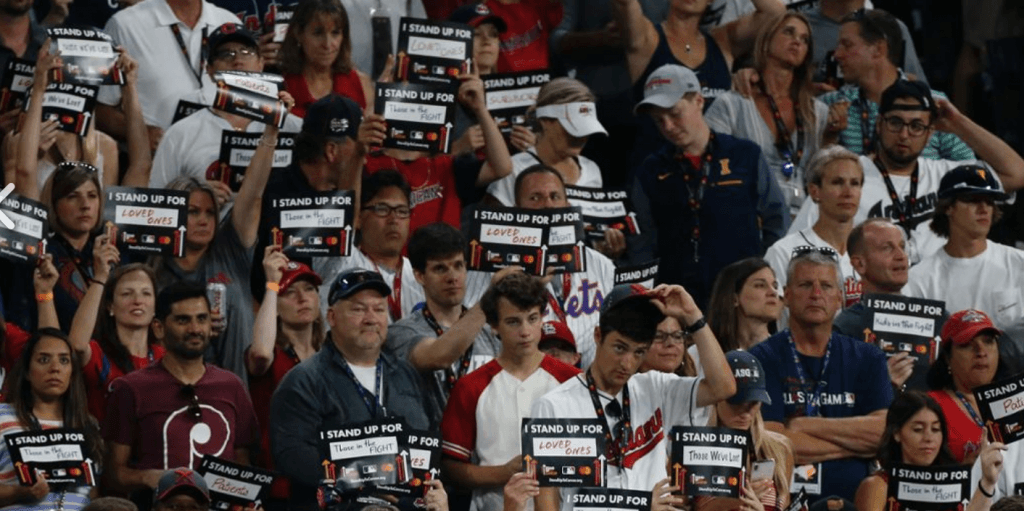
[941, 309, 1001, 347]
[539, 320, 576, 352]
[278, 261, 322, 292]
[449, 3, 508, 33]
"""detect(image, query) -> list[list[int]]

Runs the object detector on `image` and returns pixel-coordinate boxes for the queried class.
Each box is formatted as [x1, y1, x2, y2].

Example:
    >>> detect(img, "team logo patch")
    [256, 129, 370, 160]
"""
[330, 118, 349, 133]
[719, 158, 731, 176]
[475, 4, 491, 15]
[961, 310, 987, 323]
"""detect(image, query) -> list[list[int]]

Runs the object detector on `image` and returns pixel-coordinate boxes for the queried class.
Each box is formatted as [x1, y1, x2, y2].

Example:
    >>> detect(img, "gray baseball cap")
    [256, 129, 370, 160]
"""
[634, 64, 701, 115]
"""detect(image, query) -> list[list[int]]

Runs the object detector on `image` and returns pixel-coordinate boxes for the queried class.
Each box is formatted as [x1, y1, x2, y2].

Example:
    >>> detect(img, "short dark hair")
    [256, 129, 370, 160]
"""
[155, 281, 210, 321]
[926, 336, 1008, 391]
[513, 164, 564, 205]
[929, 196, 1002, 238]
[480, 272, 547, 325]
[408, 223, 465, 272]
[992, 496, 1024, 511]
[598, 298, 663, 345]
[361, 169, 411, 207]
[847, 217, 899, 257]
[83, 497, 140, 511]
[841, 9, 904, 67]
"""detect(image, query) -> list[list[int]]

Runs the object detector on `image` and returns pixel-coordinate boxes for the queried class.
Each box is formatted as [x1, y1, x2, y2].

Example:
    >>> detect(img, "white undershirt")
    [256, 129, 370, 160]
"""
[349, 364, 378, 395]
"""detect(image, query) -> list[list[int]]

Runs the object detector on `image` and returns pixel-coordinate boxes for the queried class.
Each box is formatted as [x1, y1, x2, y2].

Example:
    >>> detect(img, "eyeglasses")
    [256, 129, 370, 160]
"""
[653, 331, 686, 346]
[792, 245, 839, 262]
[328, 270, 387, 304]
[213, 47, 259, 61]
[180, 384, 202, 420]
[881, 116, 931, 137]
[363, 203, 411, 219]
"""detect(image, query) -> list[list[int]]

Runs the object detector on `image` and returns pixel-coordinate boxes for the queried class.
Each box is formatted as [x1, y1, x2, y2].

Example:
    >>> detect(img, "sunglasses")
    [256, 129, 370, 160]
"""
[791, 245, 839, 262]
[54, 161, 100, 176]
[181, 384, 202, 420]
[328, 270, 387, 305]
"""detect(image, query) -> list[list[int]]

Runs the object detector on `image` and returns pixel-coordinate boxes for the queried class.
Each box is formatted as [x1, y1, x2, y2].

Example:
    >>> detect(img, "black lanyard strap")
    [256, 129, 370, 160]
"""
[758, 80, 804, 178]
[338, 356, 385, 417]
[421, 305, 472, 390]
[170, 24, 208, 87]
[873, 156, 919, 238]
[584, 370, 631, 467]
[675, 133, 716, 263]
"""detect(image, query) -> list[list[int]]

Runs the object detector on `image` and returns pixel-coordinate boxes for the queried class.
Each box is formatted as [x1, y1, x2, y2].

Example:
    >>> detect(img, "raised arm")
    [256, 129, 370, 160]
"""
[713, 0, 786, 64]
[248, 246, 287, 376]
[67, 233, 119, 360]
[457, 64, 512, 186]
[33, 254, 60, 331]
[15, 43, 61, 201]
[116, 47, 153, 188]
[611, 0, 660, 84]
[232, 92, 294, 247]
[441, 456, 521, 489]
[933, 97, 1024, 192]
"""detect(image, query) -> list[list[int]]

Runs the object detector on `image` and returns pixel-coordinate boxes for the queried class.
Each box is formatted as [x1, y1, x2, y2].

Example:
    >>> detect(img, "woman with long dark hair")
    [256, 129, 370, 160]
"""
[855, 391, 1004, 511]
[707, 258, 781, 352]
[68, 262, 164, 421]
[0, 328, 102, 509]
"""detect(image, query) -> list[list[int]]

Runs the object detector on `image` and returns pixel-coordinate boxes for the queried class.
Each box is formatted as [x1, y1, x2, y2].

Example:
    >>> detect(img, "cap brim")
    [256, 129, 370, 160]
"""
[332, 281, 392, 304]
[634, 93, 683, 115]
[949, 325, 1001, 346]
[281, 272, 323, 292]
[472, 15, 507, 33]
[157, 485, 210, 506]
[557, 113, 607, 138]
[728, 388, 772, 406]
[939, 188, 1010, 201]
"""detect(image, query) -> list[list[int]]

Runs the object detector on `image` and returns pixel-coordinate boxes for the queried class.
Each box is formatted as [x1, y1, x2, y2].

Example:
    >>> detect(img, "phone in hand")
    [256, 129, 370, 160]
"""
[751, 458, 776, 481]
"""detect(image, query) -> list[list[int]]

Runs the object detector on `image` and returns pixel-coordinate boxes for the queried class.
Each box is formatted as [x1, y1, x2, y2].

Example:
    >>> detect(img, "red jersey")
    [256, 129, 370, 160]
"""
[82, 340, 166, 422]
[485, 0, 562, 72]
[284, 69, 367, 118]
[365, 153, 462, 236]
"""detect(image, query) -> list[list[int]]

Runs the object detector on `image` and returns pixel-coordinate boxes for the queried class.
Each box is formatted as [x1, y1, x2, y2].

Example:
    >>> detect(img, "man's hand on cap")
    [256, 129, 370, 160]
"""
[648, 284, 702, 325]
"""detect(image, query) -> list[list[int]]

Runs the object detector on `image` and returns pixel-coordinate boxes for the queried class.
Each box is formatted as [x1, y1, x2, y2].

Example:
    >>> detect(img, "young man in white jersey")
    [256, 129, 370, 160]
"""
[531, 283, 736, 510]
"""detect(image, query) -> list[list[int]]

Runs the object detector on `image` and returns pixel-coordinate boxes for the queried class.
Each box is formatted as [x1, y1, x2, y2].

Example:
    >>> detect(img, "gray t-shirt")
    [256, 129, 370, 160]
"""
[385, 309, 502, 425]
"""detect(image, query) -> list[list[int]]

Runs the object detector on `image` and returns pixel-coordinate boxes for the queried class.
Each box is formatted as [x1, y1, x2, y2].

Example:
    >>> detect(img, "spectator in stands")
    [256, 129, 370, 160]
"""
[149, 23, 302, 190]
[442, 272, 579, 511]
[705, 12, 828, 214]
[855, 391, 1004, 511]
[82, 496, 139, 511]
[68, 263, 165, 422]
[0, 0, 46, 138]
[792, 81, 1024, 264]
[98, 0, 241, 149]
[822, 10, 970, 160]
[280, 0, 372, 117]
[925, 310, 1011, 465]
[385, 223, 507, 425]
[693, 351, 794, 511]
[314, 170, 426, 323]
[972, 440, 1019, 503]
[905, 165, 1024, 346]
[750, 249, 893, 502]
[102, 282, 259, 507]
[270, 268, 430, 511]
[538, 320, 580, 367]
[151, 468, 211, 511]
[613, 0, 783, 177]
[632, 64, 789, 309]
[0, 328, 101, 510]
[247, 250, 323, 508]
[765, 146, 863, 306]
[639, 315, 695, 377]
[0, 255, 60, 386]
[697, 257, 782, 366]
[484, 0, 561, 72]
[532, 283, 735, 511]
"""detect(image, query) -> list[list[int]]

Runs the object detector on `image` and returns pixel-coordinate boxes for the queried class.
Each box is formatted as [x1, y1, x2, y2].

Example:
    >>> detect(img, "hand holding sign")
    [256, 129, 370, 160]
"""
[90, 232, 120, 283]
[739, 480, 766, 511]
[263, 245, 288, 284]
[651, 478, 684, 511]
[887, 352, 915, 390]
[424, 479, 448, 511]
[27, 471, 49, 500]
[114, 46, 138, 87]
[32, 43, 62, 95]
[978, 435, 1005, 497]
[503, 472, 540, 511]
[458, 62, 486, 115]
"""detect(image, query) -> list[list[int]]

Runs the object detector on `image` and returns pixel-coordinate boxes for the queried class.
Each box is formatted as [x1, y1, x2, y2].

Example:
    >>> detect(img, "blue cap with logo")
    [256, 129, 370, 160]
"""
[726, 350, 771, 406]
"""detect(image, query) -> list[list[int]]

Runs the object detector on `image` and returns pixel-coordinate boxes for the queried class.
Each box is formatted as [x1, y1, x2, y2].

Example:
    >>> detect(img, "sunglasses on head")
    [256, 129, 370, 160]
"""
[792, 245, 839, 262]
[54, 161, 100, 177]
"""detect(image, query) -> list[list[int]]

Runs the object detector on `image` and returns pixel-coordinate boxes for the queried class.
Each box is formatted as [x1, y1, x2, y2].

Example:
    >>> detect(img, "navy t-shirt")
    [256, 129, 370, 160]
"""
[749, 330, 893, 502]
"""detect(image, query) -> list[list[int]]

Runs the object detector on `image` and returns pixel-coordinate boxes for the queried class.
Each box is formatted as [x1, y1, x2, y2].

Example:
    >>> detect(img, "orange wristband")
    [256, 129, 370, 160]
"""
[35, 292, 54, 303]
[266, 282, 280, 293]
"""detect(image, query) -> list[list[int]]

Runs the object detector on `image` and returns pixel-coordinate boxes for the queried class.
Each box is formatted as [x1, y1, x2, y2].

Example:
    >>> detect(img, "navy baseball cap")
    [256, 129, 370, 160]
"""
[449, 3, 507, 33]
[599, 283, 651, 315]
[302, 94, 363, 140]
[328, 269, 391, 305]
[937, 164, 1008, 200]
[207, 23, 260, 63]
[879, 79, 936, 117]
[726, 350, 771, 406]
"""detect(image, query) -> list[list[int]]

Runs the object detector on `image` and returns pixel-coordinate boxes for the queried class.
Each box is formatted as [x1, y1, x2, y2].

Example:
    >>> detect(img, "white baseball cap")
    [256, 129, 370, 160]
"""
[534, 101, 607, 138]
[634, 64, 701, 114]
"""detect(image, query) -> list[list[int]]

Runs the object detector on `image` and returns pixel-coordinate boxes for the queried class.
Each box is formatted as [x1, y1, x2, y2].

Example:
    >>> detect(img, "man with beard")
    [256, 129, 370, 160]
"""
[790, 80, 1024, 264]
[102, 281, 259, 510]
[270, 268, 430, 511]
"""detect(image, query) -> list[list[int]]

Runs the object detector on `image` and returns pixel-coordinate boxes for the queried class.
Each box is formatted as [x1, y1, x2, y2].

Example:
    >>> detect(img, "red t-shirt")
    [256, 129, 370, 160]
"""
[283, 69, 367, 118]
[82, 340, 166, 423]
[248, 346, 299, 500]
[365, 153, 462, 235]
[485, 0, 562, 72]
[929, 389, 983, 463]
[102, 362, 260, 470]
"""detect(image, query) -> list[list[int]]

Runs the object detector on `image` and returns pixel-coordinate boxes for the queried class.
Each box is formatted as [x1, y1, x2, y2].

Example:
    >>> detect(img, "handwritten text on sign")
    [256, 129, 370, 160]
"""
[682, 446, 743, 468]
[548, 225, 577, 246]
[486, 88, 540, 110]
[410, 448, 431, 470]
[897, 482, 965, 503]
[481, 225, 542, 246]
[329, 436, 399, 461]
[229, 148, 292, 167]
[3, 209, 43, 238]
[20, 444, 83, 463]
[203, 474, 261, 500]
[56, 39, 114, 58]
[280, 209, 346, 229]
[532, 437, 596, 457]
[872, 313, 935, 337]
[988, 387, 1024, 421]
[41, 92, 86, 111]
[114, 205, 179, 227]
[408, 36, 466, 59]
[384, 102, 448, 124]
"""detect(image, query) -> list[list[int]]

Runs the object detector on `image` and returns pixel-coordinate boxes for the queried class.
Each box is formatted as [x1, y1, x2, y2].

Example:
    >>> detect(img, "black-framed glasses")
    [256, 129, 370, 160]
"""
[881, 116, 931, 137]
[653, 330, 686, 345]
[792, 245, 839, 262]
[181, 384, 202, 420]
[213, 47, 259, 61]
[328, 270, 387, 304]
[363, 203, 411, 219]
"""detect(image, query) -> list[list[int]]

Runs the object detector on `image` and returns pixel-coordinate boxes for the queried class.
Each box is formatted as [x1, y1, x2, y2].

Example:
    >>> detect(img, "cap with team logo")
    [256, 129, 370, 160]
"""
[154, 468, 210, 506]
[941, 309, 1002, 347]
[449, 3, 507, 33]
[534, 101, 607, 138]
[599, 283, 650, 315]
[207, 23, 260, 63]
[539, 320, 577, 352]
[726, 350, 771, 406]
[302, 94, 362, 140]
[634, 64, 701, 114]
[937, 164, 1009, 200]
[278, 261, 322, 292]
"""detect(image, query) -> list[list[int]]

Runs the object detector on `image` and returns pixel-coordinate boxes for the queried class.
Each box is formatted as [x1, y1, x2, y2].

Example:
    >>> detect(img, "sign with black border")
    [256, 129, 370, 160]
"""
[614, 260, 659, 288]
[4, 428, 97, 487]
[484, 70, 550, 143]
[564, 186, 641, 241]
[863, 294, 944, 391]
[212, 71, 287, 128]
[396, 17, 472, 86]
[0, 58, 33, 113]
[375, 82, 457, 153]
[973, 371, 1024, 445]
[669, 426, 750, 498]
[570, 488, 652, 511]
[885, 464, 971, 511]
[521, 418, 606, 488]
[468, 206, 587, 276]
[270, 4, 295, 43]
[171, 99, 205, 125]
[26, 81, 98, 136]
[375, 429, 442, 508]
[198, 455, 274, 510]
[103, 186, 189, 257]
[212, 131, 296, 192]
[268, 191, 355, 258]
[47, 27, 123, 86]
[319, 418, 410, 493]
[0, 193, 48, 265]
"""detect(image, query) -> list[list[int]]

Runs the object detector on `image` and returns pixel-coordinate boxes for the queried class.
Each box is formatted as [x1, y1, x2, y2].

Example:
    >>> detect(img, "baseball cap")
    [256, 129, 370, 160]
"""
[534, 101, 607, 138]
[941, 309, 1001, 347]
[279, 261, 322, 293]
[302, 94, 363, 140]
[539, 320, 577, 352]
[725, 350, 771, 406]
[878, 79, 936, 116]
[937, 164, 1009, 200]
[449, 3, 507, 33]
[154, 468, 210, 506]
[207, 23, 259, 63]
[808, 496, 856, 511]
[633, 64, 701, 114]
[328, 269, 391, 305]
[600, 283, 651, 315]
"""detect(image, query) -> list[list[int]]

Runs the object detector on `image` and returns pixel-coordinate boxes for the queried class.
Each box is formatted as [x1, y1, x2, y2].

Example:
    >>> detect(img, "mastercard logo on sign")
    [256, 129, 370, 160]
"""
[561, 253, 572, 262]
[383, 464, 394, 472]
[61, 115, 75, 125]
[410, 478, 422, 487]
[579, 466, 591, 476]
[524, 255, 534, 263]
[327, 236, 339, 246]
[426, 132, 438, 141]
[727, 476, 738, 486]
[69, 468, 81, 476]
[159, 236, 171, 244]
[915, 345, 928, 354]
